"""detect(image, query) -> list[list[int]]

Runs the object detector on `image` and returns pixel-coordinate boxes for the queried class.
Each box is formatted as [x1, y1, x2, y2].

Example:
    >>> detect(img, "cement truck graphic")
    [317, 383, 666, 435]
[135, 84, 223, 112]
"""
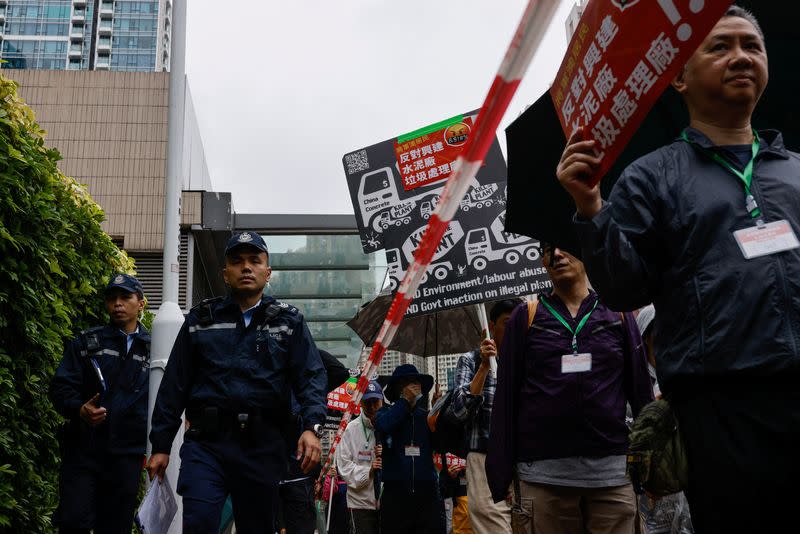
[384, 220, 464, 290]
[420, 195, 440, 220]
[358, 166, 481, 234]
[460, 183, 499, 211]
[385, 248, 453, 291]
[358, 166, 437, 233]
[464, 212, 539, 271]
[373, 202, 414, 230]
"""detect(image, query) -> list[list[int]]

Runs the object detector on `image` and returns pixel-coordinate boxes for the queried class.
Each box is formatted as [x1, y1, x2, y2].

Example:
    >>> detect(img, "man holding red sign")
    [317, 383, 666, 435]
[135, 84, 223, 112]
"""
[557, 6, 800, 533]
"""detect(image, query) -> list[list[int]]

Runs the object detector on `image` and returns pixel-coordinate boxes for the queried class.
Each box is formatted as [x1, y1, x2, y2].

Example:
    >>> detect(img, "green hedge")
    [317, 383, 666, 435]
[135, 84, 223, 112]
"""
[0, 73, 134, 530]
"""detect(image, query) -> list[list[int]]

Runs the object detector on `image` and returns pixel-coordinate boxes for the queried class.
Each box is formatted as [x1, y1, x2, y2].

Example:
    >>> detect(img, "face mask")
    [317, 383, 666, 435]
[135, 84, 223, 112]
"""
[414, 393, 423, 403]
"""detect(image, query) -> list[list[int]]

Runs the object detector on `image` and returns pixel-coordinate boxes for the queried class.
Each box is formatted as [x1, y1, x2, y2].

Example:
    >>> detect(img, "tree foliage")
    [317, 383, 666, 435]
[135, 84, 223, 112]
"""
[0, 73, 134, 529]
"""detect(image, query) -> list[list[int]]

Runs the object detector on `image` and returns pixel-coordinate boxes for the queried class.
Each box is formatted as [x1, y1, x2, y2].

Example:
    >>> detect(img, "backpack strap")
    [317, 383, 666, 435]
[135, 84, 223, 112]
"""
[527, 298, 539, 329]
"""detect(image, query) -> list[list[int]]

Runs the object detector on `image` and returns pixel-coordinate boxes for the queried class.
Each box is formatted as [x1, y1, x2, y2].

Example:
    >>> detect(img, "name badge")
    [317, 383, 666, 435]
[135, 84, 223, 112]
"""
[404, 445, 421, 457]
[357, 450, 373, 462]
[561, 353, 592, 373]
[734, 220, 800, 259]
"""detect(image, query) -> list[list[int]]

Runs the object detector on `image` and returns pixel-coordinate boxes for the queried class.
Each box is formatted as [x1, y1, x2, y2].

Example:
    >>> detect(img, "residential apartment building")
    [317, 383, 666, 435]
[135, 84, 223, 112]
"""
[0, 0, 171, 72]
[376, 350, 437, 383]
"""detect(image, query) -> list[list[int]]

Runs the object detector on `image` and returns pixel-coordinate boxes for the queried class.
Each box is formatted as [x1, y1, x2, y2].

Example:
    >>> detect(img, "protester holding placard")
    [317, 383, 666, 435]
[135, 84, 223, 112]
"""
[557, 6, 800, 532]
[451, 299, 521, 532]
[438, 453, 472, 534]
[486, 244, 652, 534]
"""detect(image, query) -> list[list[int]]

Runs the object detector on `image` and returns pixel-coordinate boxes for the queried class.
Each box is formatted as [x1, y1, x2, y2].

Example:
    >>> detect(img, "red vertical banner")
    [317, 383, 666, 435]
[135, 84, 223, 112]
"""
[550, 0, 733, 185]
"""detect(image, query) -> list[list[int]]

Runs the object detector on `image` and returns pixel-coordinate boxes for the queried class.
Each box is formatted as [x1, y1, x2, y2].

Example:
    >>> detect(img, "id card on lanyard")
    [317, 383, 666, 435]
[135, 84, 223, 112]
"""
[681, 130, 800, 259]
[540, 296, 598, 374]
[360, 417, 374, 462]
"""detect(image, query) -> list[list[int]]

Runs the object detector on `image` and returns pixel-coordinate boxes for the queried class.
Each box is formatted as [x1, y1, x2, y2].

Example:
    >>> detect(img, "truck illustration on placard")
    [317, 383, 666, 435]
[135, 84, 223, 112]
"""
[460, 183, 499, 211]
[385, 248, 452, 291]
[358, 167, 440, 233]
[490, 211, 531, 246]
[420, 195, 440, 220]
[420, 261, 453, 284]
[384, 221, 465, 291]
[374, 202, 414, 230]
[358, 166, 483, 234]
[464, 213, 539, 271]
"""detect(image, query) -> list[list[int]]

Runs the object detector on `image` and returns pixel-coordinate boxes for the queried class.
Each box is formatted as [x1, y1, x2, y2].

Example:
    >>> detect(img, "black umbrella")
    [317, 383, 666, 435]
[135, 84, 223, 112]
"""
[504, 3, 797, 255]
[347, 291, 483, 359]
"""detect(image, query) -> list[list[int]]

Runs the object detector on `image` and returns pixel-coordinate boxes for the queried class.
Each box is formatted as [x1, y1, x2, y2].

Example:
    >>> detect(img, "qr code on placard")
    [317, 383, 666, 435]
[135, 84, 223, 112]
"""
[345, 150, 369, 175]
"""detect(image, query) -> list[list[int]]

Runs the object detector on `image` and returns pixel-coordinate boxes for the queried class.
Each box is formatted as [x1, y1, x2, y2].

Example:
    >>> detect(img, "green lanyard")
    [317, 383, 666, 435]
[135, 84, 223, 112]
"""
[361, 417, 372, 446]
[680, 130, 761, 220]
[539, 296, 599, 355]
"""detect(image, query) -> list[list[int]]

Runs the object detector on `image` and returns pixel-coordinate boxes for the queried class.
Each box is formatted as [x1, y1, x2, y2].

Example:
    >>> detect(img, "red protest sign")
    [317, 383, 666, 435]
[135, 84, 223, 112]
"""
[394, 115, 474, 191]
[327, 376, 361, 414]
[550, 0, 733, 185]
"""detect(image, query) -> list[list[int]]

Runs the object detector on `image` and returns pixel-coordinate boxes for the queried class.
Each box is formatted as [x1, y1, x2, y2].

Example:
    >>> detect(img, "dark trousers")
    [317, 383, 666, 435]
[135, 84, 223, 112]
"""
[350, 508, 380, 534]
[380, 483, 445, 534]
[673, 382, 800, 534]
[278, 476, 316, 534]
[177, 428, 284, 534]
[55, 450, 142, 534]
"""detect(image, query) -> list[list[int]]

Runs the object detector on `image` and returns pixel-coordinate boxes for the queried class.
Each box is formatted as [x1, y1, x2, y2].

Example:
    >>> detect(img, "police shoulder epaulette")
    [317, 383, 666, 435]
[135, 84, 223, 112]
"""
[191, 296, 224, 326]
[190, 296, 224, 312]
[261, 301, 297, 324]
[273, 300, 298, 315]
[80, 325, 105, 336]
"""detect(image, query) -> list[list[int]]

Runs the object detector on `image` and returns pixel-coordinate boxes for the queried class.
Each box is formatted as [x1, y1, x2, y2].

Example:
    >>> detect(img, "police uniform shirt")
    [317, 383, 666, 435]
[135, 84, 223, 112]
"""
[49, 324, 151, 455]
[149, 295, 327, 455]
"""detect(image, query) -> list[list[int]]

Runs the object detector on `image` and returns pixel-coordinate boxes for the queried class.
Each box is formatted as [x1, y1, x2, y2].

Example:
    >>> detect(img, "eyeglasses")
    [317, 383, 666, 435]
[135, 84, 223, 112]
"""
[537, 243, 557, 267]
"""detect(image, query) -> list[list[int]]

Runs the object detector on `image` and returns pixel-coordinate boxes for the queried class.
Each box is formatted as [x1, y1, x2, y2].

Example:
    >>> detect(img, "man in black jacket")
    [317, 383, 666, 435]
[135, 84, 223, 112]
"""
[50, 274, 150, 533]
[557, 6, 800, 532]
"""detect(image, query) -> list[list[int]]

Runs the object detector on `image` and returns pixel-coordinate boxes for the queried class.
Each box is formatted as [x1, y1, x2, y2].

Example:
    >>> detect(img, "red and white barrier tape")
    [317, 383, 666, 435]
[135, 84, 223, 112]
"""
[319, 0, 561, 481]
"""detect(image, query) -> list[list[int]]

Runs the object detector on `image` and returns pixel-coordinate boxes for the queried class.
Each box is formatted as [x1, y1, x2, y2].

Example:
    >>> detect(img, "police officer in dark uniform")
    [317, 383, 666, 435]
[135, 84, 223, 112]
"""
[50, 273, 150, 534]
[147, 231, 327, 532]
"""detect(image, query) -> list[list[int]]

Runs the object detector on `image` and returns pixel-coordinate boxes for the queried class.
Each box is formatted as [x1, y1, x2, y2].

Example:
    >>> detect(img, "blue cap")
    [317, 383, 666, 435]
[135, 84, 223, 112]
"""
[362, 380, 384, 401]
[225, 231, 269, 256]
[105, 273, 144, 297]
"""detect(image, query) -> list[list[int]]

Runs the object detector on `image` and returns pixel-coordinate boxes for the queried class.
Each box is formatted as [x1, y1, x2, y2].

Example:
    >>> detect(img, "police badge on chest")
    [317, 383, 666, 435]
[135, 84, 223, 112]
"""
[256, 328, 288, 354]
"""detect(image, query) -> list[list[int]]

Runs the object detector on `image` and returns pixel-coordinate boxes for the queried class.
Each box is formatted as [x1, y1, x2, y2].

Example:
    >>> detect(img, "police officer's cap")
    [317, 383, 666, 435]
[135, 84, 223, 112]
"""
[105, 273, 144, 297]
[225, 231, 269, 256]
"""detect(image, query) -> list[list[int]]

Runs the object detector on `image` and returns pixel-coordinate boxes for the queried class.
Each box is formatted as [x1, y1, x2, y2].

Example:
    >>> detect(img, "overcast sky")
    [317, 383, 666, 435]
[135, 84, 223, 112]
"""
[184, 0, 575, 215]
